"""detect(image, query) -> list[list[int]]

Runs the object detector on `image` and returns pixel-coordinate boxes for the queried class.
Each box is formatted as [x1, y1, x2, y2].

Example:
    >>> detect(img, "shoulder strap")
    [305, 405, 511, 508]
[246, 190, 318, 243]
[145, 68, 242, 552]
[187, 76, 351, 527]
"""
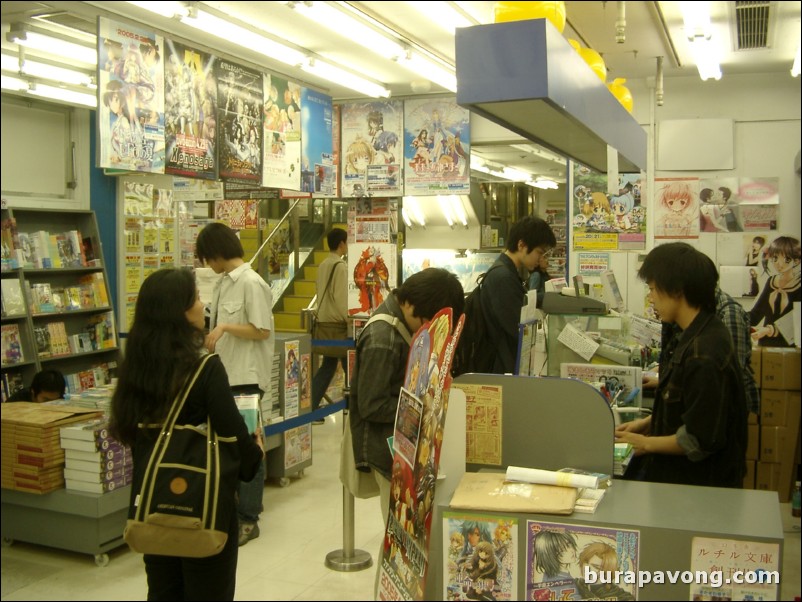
[317, 258, 344, 308]
[363, 313, 412, 345]
[163, 353, 217, 429]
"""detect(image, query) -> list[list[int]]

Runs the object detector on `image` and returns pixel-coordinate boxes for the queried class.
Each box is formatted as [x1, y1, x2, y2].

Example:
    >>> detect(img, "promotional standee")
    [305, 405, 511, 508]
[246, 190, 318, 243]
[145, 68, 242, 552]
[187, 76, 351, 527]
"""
[378, 308, 464, 601]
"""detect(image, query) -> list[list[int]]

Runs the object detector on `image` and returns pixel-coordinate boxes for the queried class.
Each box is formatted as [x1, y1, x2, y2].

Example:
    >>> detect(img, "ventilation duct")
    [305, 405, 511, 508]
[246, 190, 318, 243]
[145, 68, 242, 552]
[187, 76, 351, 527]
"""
[734, 1, 771, 50]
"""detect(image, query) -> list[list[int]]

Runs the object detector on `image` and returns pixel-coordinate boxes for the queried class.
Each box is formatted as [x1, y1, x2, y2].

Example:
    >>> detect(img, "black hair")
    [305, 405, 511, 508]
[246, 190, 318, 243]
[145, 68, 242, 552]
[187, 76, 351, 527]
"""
[195, 222, 244, 264]
[699, 188, 714, 202]
[30, 370, 66, 397]
[505, 215, 557, 253]
[719, 186, 732, 202]
[109, 268, 205, 445]
[327, 228, 348, 252]
[395, 268, 464, 322]
[637, 242, 717, 312]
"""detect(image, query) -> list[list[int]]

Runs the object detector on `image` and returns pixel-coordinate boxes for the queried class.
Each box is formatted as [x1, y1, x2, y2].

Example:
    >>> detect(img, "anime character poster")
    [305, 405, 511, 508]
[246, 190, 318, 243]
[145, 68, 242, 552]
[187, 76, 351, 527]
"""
[215, 59, 262, 183]
[526, 520, 640, 601]
[284, 340, 300, 419]
[653, 177, 700, 239]
[347, 243, 397, 317]
[301, 88, 335, 197]
[300, 353, 311, 411]
[97, 17, 165, 173]
[262, 74, 302, 190]
[404, 98, 471, 196]
[394, 388, 424, 468]
[442, 513, 518, 601]
[402, 250, 497, 293]
[690, 537, 779, 601]
[340, 100, 403, 197]
[572, 164, 645, 250]
[164, 40, 217, 179]
[331, 103, 342, 198]
[698, 177, 740, 233]
[378, 308, 465, 601]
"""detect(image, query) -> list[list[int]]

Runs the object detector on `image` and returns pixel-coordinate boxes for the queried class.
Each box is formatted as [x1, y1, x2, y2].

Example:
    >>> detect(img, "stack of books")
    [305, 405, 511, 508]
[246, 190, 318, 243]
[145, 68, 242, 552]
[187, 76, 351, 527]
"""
[556, 467, 611, 514]
[60, 418, 132, 494]
[1, 403, 102, 494]
[614, 442, 635, 477]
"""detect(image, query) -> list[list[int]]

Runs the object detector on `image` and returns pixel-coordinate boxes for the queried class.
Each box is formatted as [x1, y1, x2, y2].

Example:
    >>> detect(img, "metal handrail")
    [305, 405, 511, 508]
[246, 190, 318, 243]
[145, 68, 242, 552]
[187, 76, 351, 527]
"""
[247, 198, 302, 266]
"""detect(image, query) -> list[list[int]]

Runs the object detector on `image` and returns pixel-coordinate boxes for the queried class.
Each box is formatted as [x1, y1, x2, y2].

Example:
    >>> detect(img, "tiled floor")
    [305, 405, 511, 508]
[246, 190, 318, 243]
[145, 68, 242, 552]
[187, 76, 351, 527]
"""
[1, 413, 800, 601]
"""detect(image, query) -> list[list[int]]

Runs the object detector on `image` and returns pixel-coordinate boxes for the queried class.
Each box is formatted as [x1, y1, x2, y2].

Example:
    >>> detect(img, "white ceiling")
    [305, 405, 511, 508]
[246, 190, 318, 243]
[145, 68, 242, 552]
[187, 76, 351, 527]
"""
[2, 1, 800, 182]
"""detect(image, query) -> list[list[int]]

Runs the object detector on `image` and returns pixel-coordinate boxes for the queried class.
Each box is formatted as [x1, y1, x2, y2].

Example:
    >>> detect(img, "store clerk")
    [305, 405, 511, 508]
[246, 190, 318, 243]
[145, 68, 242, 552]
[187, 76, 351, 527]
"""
[6, 369, 66, 403]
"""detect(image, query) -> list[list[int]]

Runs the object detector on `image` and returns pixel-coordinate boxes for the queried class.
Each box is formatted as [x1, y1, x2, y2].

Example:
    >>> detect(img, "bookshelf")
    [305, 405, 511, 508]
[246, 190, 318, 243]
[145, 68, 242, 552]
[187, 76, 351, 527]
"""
[1, 208, 119, 401]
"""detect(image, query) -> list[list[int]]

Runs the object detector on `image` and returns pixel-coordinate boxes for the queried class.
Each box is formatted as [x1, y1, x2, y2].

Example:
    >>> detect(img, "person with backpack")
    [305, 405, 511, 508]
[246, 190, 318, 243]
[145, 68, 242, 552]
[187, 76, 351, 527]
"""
[480, 216, 556, 375]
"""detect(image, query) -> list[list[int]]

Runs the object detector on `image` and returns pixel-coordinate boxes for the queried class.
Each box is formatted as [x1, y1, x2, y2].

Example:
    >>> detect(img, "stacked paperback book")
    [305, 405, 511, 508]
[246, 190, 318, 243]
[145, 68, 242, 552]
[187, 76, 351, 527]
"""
[1, 403, 102, 494]
[60, 418, 132, 494]
[614, 442, 635, 477]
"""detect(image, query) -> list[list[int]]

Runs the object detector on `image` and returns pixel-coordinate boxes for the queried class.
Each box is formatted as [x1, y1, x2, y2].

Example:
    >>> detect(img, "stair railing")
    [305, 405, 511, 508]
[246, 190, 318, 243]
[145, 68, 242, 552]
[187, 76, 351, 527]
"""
[248, 198, 302, 268]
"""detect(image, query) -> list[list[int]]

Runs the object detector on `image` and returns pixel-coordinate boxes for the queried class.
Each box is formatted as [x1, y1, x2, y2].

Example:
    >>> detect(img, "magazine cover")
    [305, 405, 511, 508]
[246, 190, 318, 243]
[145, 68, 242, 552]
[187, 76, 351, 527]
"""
[442, 512, 518, 601]
[403, 97, 471, 196]
[378, 309, 465, 600]
[97, 17, 165, 173]
[262, 74, 302, 190]
[164, 40, 217, 179]
[216, 59, 262, 183]
[526, 520, 640, 601]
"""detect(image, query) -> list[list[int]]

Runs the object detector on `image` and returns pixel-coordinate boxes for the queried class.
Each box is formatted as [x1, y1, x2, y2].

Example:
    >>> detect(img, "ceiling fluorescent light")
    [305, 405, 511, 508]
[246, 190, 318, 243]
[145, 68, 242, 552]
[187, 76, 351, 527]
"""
[8, 31, 97, 66]
[397, 51, 457, 92]
[404, 196, 426, 227]
[502, 167, 532, 181]
[448, 195, 468, 226]
[126, 1, 191, 18]
[688, 37, 721, 81]
[1, 54, 94, 87]
[438, 196, 455, 228]
[792, 45, 801, 77]
[679, 1, 712, 39]
[27, 82, 97, 107]
[401, 206, 413, 228]
[1, 74, 28, 91]
[302, 58, 390, 98]
[404, 1, 476, 33]
[530, 178, 559, 190]
[182, 10, 307, 66]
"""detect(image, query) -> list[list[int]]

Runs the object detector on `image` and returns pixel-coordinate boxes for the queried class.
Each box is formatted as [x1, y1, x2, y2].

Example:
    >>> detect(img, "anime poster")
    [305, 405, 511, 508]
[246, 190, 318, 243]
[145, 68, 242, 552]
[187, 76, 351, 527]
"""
[262, 74, 302, 190]
[265, 219, 291, 278]
[443, 513, 518, 601]
[715, 232, 772, 267]
[164, 40, 217, 179]
[215, 59, 262, 183]
[526, 520, 640, 601]
[284, 340, 300, 418]
[97, 18, 165, 173]
[402, 250, 497, 293]
[331, 103, 342, 198]
[404, 98, 471, 196]
[340, 100, 403, 197]
[283, 424, 312, 470]
[378, 308, 465, 601]
[746, 234, 800, 347]
[214, 200, 258, 229]
[347, 243, 397, 317]
[697, 177, 739, 233]
[559, 363, 643, 408]
[300, 353, 311, 411]
[572, 165, 645, 250]
[653, 177, 700, 239]
[300, 88, 335, 197]
[690, 537, 779, 601]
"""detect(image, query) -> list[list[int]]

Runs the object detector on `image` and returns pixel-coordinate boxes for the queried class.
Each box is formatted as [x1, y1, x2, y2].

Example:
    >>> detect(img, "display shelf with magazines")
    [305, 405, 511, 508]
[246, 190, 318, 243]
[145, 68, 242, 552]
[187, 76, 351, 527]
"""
[0, 208, 119, 397]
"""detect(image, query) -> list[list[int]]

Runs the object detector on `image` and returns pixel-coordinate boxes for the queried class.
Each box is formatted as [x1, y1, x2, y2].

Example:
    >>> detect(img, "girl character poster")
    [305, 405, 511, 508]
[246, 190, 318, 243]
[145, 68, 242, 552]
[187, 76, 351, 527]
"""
[749, 235, 800, 347]
[654, 178, 699, 239]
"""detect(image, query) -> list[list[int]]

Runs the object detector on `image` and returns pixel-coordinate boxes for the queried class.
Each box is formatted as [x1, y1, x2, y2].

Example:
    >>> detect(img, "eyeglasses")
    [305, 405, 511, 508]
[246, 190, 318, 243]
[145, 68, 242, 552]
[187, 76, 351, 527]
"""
[538, 248, 554, 259]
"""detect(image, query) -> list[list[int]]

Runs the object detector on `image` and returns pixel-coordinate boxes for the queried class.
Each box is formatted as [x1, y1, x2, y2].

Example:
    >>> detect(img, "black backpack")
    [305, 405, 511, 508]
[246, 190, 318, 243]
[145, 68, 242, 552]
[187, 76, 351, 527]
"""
[452, 266, 500, 377]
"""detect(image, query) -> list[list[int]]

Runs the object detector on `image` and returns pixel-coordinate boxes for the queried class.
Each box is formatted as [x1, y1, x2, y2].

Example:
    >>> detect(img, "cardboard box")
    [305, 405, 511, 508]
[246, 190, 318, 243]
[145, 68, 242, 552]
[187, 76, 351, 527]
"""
[750, 347, 762, 383]
[759, 426, 788, 463]
[747, 412, 759, 425]
[760, 347, 802, 390]
[746, 424, 760, 460]
[755, 461, 781, 493]
[743, 460, 755, 489]
[760, 390, 802, 427]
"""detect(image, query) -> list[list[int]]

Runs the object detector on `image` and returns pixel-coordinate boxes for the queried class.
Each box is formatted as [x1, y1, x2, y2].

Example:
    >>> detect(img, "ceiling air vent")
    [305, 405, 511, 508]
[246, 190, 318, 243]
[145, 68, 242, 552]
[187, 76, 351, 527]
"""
[734, 1, 771, 50]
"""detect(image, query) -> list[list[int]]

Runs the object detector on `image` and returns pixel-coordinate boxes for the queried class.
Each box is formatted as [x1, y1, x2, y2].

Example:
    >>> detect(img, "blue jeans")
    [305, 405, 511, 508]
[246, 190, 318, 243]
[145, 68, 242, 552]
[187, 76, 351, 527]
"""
[311, 355, 347, 410]
[231, 385, 265, 524]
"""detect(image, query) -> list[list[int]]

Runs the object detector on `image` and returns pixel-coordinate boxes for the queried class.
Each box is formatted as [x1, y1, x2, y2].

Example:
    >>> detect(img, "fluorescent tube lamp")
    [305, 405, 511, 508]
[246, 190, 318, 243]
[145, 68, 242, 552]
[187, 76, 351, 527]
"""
[397, 52, 457, 92]
[688, 37, 721, 81]
[8, 31, 97, 65]
[448, 195, 468, 226]
[679, 1, 712, 39]
[126, 1, 191, 18]
[502, 167, 532, 181]
[438, 196, 455, 228]
[792, 45, 801, 77]
[404, 1, 475, 33]
[1, 54, 94, 87]
[530, 178, 559, 190]
[27, 82, 97, 107]
[302, 58, 391, 98]
[401, 206, 413, 228]
[404, 196, 426, 227]
[1, 74, 28, 91]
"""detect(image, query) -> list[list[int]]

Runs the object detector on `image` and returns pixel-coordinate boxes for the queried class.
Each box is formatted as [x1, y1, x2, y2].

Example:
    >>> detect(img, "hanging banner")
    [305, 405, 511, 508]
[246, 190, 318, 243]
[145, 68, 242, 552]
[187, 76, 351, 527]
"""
[216, 59, 262, 184]
[164, 40, 217, 180]
[403, 97, 471, 196]
[378, 309, 465, 600]
[262, 74, 302, 190]
[341, 100, 404, 198]
[301, 88, 335, 197]
[97, 17, 165, 173]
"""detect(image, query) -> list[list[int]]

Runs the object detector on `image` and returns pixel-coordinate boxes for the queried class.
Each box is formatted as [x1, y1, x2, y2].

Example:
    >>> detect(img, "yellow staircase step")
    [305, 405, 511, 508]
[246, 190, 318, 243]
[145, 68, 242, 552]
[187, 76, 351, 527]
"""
[284, 295, 314, 312]
[275, 310, 303, 331]
[304, 265, 319, 281]
[294, 280, 316, 296]
[314, 250, 331, 264]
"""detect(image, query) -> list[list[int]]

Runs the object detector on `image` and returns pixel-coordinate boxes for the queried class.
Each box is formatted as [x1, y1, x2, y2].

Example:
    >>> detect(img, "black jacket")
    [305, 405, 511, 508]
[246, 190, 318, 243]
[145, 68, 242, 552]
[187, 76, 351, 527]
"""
[480, 254, 527, 374]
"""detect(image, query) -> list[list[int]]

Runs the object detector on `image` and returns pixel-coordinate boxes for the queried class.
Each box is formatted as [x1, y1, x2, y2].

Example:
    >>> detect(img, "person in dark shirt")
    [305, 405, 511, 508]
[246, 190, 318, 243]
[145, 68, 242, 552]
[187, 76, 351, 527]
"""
[6, 369, 65, 403]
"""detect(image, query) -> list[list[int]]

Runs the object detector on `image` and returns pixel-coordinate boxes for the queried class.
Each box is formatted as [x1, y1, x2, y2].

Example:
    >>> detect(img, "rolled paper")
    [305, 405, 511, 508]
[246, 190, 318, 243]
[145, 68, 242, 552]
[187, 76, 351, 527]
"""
[505, 465, 599, 489]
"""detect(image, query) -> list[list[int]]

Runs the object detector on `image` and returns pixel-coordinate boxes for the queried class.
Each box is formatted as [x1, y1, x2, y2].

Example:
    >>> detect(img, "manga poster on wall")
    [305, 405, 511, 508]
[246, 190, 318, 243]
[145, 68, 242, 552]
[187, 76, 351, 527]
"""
[164, 40, 217, 179]
[378, 308, 465, 601]
[572, 164, 646, 250]
[216, 59, 262, 183]
[214, 200, 258, 229]
[698, 177, 740, 234]
[653, 177, 700, 239]
[341, 100, 403, 198]
[401, 250, 497, 293]
[442, 512, 518, 601]
[403, 97, 470, 196]
[262, 74, 302, 190]
[301, 88, 335, 197]
[526, 520, 640, 601]
[97, 17, 165, 173]
[347, 243, 396, 317]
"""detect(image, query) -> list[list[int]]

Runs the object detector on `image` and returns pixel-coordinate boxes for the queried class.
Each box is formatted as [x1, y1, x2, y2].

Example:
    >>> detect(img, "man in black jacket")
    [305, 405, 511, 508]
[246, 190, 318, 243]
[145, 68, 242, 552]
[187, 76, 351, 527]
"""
[481, 216, 556, 374]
